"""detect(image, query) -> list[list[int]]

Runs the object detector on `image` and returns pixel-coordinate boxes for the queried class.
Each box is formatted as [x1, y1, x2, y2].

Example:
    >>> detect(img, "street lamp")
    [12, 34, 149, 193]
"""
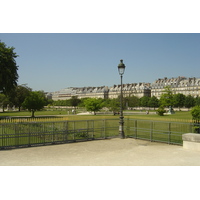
[118, 59, 126, 139]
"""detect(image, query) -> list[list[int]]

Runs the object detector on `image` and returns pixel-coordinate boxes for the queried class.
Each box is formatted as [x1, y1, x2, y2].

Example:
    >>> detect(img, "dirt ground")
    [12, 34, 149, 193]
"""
[1, 138, 200, 166]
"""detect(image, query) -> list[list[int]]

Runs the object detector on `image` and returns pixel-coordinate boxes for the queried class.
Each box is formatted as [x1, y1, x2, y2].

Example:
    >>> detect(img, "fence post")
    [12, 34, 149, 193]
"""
[15, 123, 18, 148]
[135, 120, 137, 139]
[28, 122, 31, 147]
[43, 122, 46, 145]
[52, 122, 55, 144]
[92, 120, 94, 139]
[103, 119, 106, 139]
[86, 120, 89, 140]
[73, 121, 75, 141]
[190, 122, 193, 133]
[150, 121, 153, 142]
[168, 122, 171, 144]
[65, 121, 68, 142]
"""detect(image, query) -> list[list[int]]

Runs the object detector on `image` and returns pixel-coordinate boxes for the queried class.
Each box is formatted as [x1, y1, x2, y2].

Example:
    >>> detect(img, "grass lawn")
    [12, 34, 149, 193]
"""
[126, 111, 193, 122]
[0, 109, 194, 148]
[0, 110, 69, 117]
[0, 109, 193, 122]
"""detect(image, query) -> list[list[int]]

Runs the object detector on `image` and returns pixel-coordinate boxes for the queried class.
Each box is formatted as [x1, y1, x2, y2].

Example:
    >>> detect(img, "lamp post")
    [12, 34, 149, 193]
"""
[118, 59, 126, 139]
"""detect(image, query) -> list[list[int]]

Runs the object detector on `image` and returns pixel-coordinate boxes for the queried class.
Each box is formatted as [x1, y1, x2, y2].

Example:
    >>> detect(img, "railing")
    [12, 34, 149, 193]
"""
[0, 119, 119, 149]
[0, 118, 198, 149]
[125, 119, 195, 145]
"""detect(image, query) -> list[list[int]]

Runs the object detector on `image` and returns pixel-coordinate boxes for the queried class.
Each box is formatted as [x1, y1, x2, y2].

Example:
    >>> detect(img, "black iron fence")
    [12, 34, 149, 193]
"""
[125, 119, 196, 145]
[0, 119, 119, 149]
[0, 118, 199, 149]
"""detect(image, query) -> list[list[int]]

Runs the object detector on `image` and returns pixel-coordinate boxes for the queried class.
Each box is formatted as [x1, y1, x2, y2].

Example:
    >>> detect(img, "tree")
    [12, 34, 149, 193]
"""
[37, 90, 50, 106]
[159, 86, 174, 107]
[69, 96, 81, 113]
[108, 98, 120, 114]
[195, 96, 200, 106]
[157, 105, 166, 116]
[173, 93, 185, 110]
[117, 94, 126, 109]
[22, 91, 46, 117]
[0, 93, 10, 112]
[148, 96, 159, 110]
[0, 41, 19, 95]
[191, 106, 200, 133]
[126, 96, 140, 108]
[84, 98, 104, 115]
[184, 95, 195, 110]
[191, 106, 200, 122]
[139, 96, 150, 108]
[8, 84, 32, 111]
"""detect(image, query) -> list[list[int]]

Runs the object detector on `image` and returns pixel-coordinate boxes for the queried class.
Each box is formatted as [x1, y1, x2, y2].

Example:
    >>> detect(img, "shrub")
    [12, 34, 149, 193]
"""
[157, 106, 166, 116]
[191, 106, 200, 123]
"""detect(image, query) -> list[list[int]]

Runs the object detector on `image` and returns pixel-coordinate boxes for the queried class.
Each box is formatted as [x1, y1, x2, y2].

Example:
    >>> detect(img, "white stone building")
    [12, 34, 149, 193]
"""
[49, 76, 200, 101]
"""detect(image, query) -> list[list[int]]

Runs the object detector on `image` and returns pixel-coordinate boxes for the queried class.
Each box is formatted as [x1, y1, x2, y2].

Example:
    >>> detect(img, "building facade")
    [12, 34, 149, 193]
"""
[48, 76, 200, 101]
[50, 83, 151, 101]
[151, 76, 200, 98]
[51, 86, 109, 101]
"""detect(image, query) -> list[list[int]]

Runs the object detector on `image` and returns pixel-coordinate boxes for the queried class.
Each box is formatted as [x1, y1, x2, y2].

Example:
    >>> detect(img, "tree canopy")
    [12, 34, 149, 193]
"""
[191, 106, 200, 122]
[184, 95, 195, 110]
[159, 86, 174, 107]
[84, 98, 104, 115]
[0, 41, 19, 94]
[8, 84, 32, 111]
[107, 98, 120, 114]
[22, 91, 46, 117]
[173, 93, 185, 110]
[148, 96, 159, 109]
[0, 93, 9, 112]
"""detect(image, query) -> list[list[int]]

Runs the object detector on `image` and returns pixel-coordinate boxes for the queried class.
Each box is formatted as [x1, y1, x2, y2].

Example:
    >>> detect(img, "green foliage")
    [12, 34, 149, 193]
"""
[8, 84, 32, 111]
[157, 106, 166, 116]
[148, 96, 159, 109]
[184, 95, 195, 109]
[0, 94, 10, 112]
[173, 93, 185, 109]
[125, 96, 140, 107]
[117, 94, 126, 109]
[107, 98, 120, 113]
[195, 96, 200, 106]
[191, 106, 200, 122]
[78, 98, 89, 107]
[0, 41, 19, 94]
[159, 86, 174, 107]
[84, 98, 104, 115]
[22, 91, 46, 117]
[139, 96, 150, 107]
[53, 99, 69, 106]
[69, 96, 81, 108]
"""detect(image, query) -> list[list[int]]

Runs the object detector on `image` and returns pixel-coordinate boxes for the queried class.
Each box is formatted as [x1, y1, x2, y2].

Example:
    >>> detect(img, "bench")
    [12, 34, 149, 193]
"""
[182, 133, 200, 151]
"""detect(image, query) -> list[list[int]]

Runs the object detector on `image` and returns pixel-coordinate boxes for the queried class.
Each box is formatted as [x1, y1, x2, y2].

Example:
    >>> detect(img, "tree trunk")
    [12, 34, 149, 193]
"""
[31, 110, 35, 118]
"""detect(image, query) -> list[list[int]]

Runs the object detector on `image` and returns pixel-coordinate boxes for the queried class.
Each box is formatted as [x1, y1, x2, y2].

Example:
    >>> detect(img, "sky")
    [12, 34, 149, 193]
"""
[1, 1, 200, 94]
[1, 33, 200, 92]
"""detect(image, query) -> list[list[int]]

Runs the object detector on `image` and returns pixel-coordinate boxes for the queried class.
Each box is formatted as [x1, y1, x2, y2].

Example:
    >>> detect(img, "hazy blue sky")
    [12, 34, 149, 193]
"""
[1, 33, 200, 92]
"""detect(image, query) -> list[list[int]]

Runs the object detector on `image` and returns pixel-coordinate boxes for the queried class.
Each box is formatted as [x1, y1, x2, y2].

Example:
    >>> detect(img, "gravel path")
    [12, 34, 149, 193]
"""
[1, 138, 200, 166]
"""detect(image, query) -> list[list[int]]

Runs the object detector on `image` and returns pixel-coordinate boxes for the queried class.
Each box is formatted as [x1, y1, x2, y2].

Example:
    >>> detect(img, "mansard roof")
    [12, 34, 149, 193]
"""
[151, 76, 187, 88]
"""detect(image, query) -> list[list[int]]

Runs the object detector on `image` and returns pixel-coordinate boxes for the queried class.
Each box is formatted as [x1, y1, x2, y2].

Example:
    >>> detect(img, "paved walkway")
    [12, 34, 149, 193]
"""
[1, 138, 200, 166]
